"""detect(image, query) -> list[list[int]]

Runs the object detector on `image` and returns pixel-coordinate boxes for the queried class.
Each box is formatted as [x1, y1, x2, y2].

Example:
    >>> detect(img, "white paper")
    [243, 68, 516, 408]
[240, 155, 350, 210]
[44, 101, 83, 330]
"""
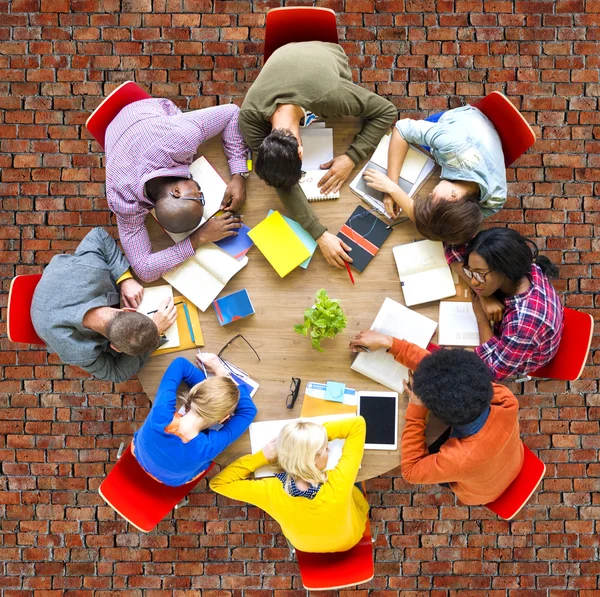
[194, 243, 248, 284]
[299, 170, 340, 201]
[300, 128, 334, 170]
[438, 301, 481, 347]
[351, 298, 437, 393]
[136, 285, 179, 349]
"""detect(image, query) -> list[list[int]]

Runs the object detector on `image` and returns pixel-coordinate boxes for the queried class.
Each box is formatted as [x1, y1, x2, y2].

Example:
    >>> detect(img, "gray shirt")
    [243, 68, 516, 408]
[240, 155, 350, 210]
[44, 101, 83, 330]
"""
[31, 228, 148, 383]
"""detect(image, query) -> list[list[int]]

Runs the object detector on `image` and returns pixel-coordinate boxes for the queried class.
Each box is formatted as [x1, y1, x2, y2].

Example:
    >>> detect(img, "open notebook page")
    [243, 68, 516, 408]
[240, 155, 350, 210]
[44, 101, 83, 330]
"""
[438, 301, 480, 347]
[194, 243, 248, 284]
[136, 285, 180, 349]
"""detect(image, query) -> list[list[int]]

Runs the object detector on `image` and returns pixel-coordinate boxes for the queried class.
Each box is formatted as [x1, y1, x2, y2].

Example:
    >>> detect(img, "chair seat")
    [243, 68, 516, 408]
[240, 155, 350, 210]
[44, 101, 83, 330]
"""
[295, 520, 374, 590]
[7, 274, 45, 345]
[98, 444, 211, 532]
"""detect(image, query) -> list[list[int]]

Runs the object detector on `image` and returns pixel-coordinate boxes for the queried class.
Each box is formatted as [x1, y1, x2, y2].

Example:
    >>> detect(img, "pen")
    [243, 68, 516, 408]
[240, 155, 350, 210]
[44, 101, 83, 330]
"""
[357, 345, 371, 353]
[146, 300, 184, 316]
[246, 149, 253, 172]
[182, 302, 195, 343]
[198, 355, 207, 378]
[344, 261, 355, 285]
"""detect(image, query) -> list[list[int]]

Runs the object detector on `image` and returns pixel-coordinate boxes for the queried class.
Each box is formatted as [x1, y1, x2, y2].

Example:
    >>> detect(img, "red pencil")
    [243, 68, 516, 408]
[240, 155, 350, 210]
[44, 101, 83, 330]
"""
[344, 261, 355, 285]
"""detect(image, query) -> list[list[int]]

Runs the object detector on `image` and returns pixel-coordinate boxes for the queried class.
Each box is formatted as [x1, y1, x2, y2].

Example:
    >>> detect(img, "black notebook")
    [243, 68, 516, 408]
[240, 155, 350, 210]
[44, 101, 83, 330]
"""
[337, 206, 393, 273]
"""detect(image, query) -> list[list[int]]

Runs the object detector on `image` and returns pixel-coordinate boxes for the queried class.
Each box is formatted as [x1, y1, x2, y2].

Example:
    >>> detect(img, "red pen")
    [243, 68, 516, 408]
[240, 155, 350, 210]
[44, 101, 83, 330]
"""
[344, 261, 355, 285]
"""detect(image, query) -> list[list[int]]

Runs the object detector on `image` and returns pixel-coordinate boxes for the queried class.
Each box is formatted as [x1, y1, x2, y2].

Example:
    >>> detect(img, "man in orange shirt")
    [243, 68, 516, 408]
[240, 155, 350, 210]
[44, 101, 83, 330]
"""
[350, 331, 524, 505]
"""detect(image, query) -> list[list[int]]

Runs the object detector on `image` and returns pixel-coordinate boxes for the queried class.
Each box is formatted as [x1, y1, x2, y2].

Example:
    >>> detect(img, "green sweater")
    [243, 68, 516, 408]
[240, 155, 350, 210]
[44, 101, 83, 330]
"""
[240, 41, 397, 239]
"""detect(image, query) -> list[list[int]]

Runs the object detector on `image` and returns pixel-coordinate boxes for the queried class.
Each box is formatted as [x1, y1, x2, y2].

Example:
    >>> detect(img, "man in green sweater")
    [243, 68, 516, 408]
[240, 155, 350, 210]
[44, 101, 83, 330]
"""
[239, 41, 397, 269]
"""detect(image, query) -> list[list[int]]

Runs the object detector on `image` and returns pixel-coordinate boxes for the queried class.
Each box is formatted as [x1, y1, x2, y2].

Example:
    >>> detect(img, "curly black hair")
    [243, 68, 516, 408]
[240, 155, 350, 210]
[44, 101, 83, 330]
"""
[412, 348, 493, 426]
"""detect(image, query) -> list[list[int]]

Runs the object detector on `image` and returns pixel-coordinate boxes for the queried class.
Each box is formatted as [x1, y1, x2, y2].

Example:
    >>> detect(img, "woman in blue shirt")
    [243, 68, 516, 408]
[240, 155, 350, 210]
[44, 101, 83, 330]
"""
[362, 106, 507, 245]
[132, 353, 257, 486]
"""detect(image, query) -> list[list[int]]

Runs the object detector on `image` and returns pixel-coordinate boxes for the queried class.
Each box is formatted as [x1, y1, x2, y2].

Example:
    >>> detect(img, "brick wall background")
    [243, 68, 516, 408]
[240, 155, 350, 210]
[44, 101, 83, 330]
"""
[1, 0, 599, 594]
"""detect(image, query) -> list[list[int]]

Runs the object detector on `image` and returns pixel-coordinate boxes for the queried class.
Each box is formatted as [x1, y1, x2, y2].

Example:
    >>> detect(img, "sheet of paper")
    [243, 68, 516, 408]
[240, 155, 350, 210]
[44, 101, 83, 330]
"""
[438, 301, 481, 347]
[393, 240, 447, 277]
[299, 170, 340, 201]
[249, 414, 354, 478]
[300, 128, 334, 170]
[267, 209, 317, 269]
[136, 285, 179, 349]
[194, 243, 248, 285]
[351, 298, 437, 393]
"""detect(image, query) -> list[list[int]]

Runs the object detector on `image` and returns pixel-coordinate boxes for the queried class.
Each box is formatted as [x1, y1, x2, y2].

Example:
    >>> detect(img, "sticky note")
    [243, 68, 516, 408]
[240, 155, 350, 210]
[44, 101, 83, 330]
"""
[325, 381, 346, 403]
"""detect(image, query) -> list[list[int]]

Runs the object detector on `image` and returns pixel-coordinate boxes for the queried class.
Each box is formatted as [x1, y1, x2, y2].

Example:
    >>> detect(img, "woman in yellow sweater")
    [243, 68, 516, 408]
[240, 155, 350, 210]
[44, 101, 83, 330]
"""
[210, 416, 369, 553]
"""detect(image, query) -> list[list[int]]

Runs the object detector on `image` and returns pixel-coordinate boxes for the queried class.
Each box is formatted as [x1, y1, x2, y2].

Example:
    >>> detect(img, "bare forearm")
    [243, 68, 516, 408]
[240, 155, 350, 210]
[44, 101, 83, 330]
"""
[387, 128, 410, 187]
[475, 311, 494, 343]
[388, 185, 415, 221]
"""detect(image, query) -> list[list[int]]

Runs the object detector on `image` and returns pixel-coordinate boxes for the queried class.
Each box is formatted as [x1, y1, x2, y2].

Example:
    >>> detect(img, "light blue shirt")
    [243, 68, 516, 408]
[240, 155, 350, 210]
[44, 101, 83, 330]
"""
[395, 105, 507, 217]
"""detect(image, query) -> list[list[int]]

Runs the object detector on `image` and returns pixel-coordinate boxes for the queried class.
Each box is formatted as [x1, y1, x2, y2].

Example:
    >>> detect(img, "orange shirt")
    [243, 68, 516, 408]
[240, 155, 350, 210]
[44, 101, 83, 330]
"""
[390, 338, 524, 505]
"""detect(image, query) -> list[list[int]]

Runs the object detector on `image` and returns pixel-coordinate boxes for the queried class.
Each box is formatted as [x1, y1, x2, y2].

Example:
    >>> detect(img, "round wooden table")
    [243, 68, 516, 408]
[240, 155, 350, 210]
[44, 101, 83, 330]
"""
[137, 119, 456, 481]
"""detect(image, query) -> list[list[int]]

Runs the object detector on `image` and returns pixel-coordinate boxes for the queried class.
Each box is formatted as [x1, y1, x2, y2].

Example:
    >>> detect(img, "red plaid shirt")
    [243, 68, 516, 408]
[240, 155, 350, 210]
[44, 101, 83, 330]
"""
[105, 99, 247, 282]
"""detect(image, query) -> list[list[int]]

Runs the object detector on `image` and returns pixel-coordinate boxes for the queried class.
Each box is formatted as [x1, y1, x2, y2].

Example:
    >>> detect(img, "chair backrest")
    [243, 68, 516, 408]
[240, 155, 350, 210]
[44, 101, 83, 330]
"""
[471, 91, 536, 167]
[486, 443, 545, 520]
[295, 520, 374, 590]
[85, 81, 152, 150]
[529, 307, 594, 381]
[264, 7, 339, 63]
[7, 274, 45, 345]
[98, 444, 210, 533]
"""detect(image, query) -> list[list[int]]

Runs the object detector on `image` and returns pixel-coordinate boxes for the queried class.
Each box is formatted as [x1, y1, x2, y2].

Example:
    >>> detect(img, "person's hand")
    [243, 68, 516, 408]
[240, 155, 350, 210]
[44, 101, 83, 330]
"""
[221, 174, 247, 212]
[119, 278, 144, 309]
[318, 154, 355, 195]
[478, 294, 505, 323]
[470, 291, 491, 322]
[190, 212, 243, 247]
[316, 231, 352, 269]
[262, 438, 278, 464]
[151, 296, 178, 334]
[196, 351, 229, 377]
[349, 330, 393, 352]
[363, 168, 399, 195]
[403, 372, 425, 408]
[383, 193, 401, 219]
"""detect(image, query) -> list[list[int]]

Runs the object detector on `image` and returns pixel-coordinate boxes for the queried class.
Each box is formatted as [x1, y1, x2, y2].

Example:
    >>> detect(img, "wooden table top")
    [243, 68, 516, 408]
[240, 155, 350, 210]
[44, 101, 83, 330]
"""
[137, 118, 460, 481]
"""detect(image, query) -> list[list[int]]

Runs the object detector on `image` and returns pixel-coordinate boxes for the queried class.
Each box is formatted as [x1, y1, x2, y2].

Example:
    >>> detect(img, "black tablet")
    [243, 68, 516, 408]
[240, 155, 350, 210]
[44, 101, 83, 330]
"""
[357, 391, 399, 450]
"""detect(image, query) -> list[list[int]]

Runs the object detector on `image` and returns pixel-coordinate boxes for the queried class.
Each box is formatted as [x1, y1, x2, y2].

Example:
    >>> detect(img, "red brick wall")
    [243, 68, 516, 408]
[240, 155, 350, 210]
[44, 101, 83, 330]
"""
[1, 0, 599, 594]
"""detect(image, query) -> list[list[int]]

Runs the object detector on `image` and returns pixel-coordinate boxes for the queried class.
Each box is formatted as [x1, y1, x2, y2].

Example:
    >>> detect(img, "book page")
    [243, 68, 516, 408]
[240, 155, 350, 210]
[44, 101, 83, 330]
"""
[299, 170, 340, 200]
[193, 243, 248, 285]
[401, 267, 457, 307]
[136, 285, 180, 349]
[393, 240, 448, 277]
[351, 298, 437, 393]
[300, 128, 334, 170]
[438, 301, 481, 347]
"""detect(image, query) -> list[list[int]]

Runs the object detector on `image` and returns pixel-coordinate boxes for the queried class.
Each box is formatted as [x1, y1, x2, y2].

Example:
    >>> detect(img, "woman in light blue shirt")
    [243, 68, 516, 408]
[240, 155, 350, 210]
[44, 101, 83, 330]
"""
[363, 106, 507, 245]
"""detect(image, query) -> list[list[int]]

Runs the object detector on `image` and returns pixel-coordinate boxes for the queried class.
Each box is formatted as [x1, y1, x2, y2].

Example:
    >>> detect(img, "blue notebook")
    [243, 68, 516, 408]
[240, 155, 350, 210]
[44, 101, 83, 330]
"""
[215, 223, 253, 260]
[213, 289, 255, 326]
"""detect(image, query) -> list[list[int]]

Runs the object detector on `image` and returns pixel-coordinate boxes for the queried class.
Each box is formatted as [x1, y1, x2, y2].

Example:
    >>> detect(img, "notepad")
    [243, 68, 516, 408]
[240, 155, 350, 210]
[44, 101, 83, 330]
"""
[299, 170, 340, 201]
[267, 209, 317, 269]
[213, 289, 255, 326]
[351, 298, 438, 394]
[392, 240, 457, 306]
[438, 301, 481, 347]
[136, 285, 180, 350]
[248, 210, 311, 277]
[300, 127, 334, 170]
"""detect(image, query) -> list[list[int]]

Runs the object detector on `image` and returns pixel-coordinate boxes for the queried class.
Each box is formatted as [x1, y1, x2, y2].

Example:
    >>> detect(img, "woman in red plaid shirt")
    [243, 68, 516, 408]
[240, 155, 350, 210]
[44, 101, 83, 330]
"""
[448, 228, 564, 380]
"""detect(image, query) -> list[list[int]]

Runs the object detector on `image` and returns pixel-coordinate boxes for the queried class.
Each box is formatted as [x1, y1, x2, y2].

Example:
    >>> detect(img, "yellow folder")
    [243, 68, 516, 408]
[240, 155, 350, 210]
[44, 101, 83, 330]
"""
[248, 210, 311, 277]
[150, 296, 204, 357]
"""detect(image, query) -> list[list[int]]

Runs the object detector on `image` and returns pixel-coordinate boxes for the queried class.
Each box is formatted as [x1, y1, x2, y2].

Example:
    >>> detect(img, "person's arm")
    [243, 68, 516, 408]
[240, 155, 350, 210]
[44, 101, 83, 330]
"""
[472, 296, 495, 344]
[490, 384, 520, 411]
[474, 332, 535, 381]
[386, 127, 410, 188]
[238, 109, 271, 156]
[275, 185, 326, 240]
[74, 228, 131, 283]
[322, 416, 366, 493]
[387, 338, 431, 371]
[79, 351, 148, 384]
[395, 118, 440, 149]
[401, 403, 464, 485]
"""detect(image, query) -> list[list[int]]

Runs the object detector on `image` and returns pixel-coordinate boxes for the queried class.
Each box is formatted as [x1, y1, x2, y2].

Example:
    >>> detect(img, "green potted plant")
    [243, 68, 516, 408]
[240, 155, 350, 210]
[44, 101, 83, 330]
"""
[294, 288, 347, 352]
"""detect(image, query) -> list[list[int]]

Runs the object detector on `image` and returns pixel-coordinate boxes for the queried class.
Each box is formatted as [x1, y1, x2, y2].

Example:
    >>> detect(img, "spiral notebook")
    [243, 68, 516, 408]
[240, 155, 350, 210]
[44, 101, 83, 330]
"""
[299, 170, 340, 201]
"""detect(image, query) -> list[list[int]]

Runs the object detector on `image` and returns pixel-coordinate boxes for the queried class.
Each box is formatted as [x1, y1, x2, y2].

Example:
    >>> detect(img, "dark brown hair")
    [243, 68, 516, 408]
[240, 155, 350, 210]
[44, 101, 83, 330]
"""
[105, 311, 160, 356]
[255, 129, 302, 189]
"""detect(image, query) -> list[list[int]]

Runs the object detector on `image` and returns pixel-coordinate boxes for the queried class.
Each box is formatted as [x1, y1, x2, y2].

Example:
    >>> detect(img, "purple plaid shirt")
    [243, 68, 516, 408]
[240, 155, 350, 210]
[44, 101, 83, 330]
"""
[105, 98, 247, 282]
[475, 264, 564, 380]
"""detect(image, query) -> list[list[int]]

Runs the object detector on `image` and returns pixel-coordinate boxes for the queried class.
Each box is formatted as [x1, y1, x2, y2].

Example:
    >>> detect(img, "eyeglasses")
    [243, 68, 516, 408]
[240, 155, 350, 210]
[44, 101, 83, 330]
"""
[348, 207, 381, 239]
[217, 334, 261, 363]
[170, 179, 205, 206]
[462, 265, 492, 284]
[286, 377, 301, 410]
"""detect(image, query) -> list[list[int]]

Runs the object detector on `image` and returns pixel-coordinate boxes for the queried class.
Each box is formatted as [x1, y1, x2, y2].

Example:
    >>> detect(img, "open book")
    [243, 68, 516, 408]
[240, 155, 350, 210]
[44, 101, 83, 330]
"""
[162, 243, 248, 312]
[136, 285, 180, 350]
[438, 301, 480, 347]
[392, 240, 456, 306]
[350, 132, 436, 221]
[351, 298, 437, 394]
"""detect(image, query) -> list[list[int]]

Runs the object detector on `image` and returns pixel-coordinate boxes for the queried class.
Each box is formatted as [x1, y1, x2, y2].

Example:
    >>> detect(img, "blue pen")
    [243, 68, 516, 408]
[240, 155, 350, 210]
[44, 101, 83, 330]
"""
[198, 354, 207, 378]
[182, 302, 195, 343]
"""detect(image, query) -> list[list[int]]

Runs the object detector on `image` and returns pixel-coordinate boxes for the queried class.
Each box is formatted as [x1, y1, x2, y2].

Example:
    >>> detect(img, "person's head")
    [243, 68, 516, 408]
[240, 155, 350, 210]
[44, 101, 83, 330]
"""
[412, 348, 493, 426]
[414, 180, 482, 244]
[153, 176, 205, 233]
[105, 310, 160, 355]
[255, 128, 303, 189]
[276, 420, 329, 489]
[463, 227, 559, 297]
[184, 376, 240, 426]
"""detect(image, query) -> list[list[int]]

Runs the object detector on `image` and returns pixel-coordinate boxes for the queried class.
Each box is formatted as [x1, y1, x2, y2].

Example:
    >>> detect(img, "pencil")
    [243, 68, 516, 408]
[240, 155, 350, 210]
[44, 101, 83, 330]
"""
[344, 261, 355, 285]
[146, 300, 184, 315]
[182, 302, 195, 343]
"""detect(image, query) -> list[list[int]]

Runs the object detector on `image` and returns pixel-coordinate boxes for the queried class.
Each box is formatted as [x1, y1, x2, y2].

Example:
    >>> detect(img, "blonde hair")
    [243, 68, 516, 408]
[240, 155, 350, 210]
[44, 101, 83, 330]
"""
[276, 421, 328, 493]
[183, 376, 239, 425]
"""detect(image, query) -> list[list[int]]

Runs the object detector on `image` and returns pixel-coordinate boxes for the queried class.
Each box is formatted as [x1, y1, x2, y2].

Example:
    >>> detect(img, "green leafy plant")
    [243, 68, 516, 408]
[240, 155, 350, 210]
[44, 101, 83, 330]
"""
[294, 288, 347, 352]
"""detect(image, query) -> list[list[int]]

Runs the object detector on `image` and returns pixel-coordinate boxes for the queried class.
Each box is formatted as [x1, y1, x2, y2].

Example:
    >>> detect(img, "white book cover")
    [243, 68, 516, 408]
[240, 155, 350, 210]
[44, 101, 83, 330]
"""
[438, 301, 481, 347]
[249, 413, 354, 478]
[351, 298, 437, 393]
[136, 285, 180, 349]
[392, 240, 457, 306]
[300, 128, 334, 170]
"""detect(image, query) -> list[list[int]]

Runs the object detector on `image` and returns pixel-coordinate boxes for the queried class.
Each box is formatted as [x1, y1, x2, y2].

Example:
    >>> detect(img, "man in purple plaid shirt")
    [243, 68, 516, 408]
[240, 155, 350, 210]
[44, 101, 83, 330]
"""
[105, 98, 249, 282]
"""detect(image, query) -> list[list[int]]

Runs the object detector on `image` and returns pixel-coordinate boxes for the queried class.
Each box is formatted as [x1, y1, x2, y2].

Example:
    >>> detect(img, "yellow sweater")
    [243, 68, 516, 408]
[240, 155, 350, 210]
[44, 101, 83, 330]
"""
[210, 416, 369, 553]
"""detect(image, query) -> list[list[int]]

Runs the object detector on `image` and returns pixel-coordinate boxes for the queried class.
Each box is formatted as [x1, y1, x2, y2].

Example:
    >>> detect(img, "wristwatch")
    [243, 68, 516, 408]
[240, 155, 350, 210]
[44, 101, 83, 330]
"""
[238, 171, 250, 179]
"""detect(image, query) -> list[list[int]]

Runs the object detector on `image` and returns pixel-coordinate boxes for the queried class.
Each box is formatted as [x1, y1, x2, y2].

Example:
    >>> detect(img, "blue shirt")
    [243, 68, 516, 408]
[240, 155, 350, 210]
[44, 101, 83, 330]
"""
[133, 357, 258, 486]
[396, 105, 507, 218]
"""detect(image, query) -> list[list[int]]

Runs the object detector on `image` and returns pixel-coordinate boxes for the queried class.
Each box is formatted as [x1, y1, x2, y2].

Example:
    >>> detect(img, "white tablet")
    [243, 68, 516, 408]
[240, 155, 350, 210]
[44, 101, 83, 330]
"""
[357, 391, 399, 450]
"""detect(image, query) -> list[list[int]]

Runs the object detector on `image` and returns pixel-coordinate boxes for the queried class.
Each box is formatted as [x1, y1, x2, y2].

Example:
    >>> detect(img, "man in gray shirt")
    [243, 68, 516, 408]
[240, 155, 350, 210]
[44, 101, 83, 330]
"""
[31, 228, 177, 383]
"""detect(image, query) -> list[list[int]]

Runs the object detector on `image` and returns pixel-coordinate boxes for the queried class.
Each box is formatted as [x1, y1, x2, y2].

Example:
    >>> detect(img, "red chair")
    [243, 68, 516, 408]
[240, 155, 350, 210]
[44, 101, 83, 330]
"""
[264, 7, 339, 63]
[518, 308, 594, 382]
[7, 274, 45, 346]
[295, 520, 374, 590]
[485, 443, 545, 520]
[471, 91, 536, 167]
[85, 81, 151, 150]
[98, 444, 212, 533]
